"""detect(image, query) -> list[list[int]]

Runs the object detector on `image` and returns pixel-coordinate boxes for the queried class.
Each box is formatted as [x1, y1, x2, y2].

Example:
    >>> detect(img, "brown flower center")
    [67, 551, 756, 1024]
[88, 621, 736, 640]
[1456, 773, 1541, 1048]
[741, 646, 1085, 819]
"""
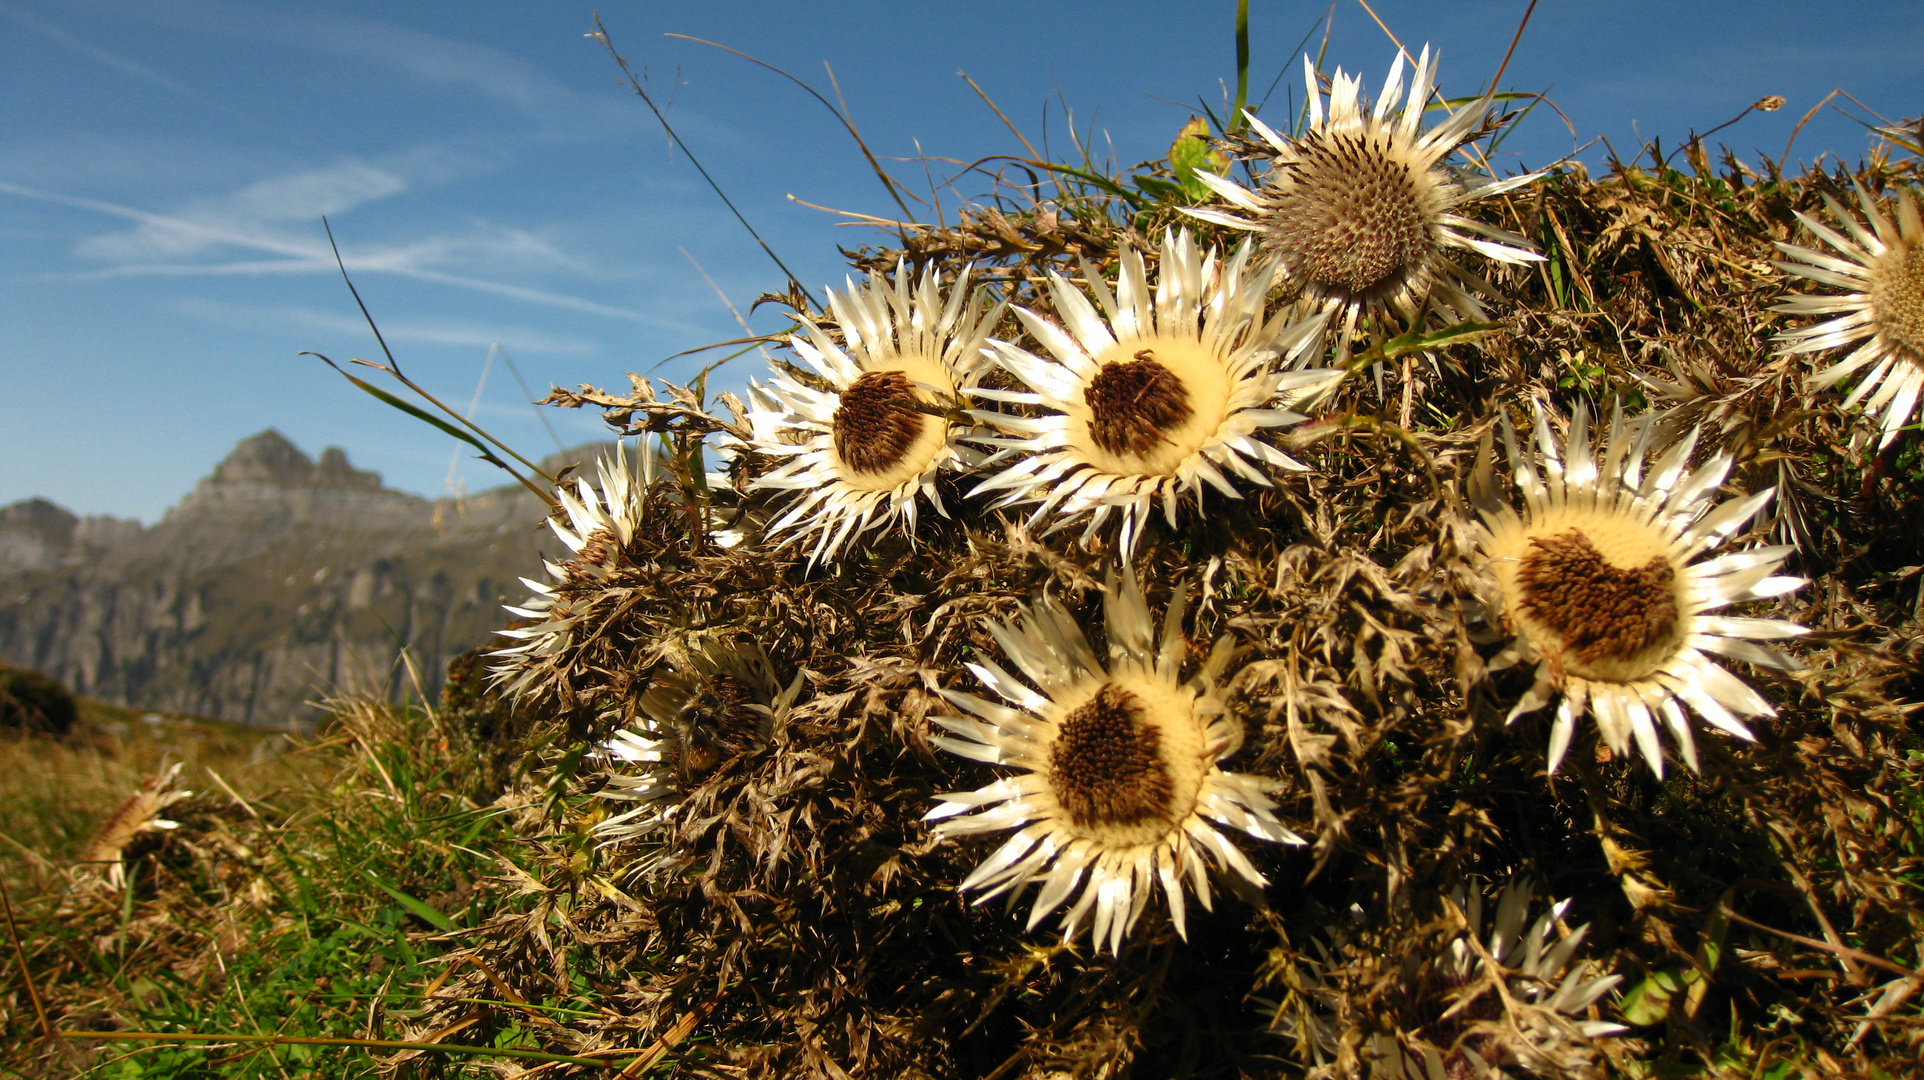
[1268, 130, 1427, 295]
[1084, 351, 1194, 458]
[564, 527, 620, 580]
[1049, 683, 1175, 829]
[672, 676, 754, 784]
[1518, 530, 1681, 667]
[833, 369, 926, 475]
[1872, 243, 1924, 358]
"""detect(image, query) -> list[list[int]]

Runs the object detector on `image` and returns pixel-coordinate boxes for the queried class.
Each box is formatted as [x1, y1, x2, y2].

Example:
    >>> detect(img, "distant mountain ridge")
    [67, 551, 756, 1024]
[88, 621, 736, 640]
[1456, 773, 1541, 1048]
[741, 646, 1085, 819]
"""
[0, 431, 605, 727]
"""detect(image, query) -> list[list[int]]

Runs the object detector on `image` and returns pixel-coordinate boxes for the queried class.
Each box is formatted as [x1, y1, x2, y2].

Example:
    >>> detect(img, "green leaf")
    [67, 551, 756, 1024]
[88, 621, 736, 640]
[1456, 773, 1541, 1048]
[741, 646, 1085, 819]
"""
[1170, 117, 1230, 202]
[1132, 175, 1183, 199]
[358, 869, 455, 931]
[1619, 968, 1687, 1026]
[340, 370, 495, 459]
[1698, 904, 1728, 975]
[455, 808, 507, 847]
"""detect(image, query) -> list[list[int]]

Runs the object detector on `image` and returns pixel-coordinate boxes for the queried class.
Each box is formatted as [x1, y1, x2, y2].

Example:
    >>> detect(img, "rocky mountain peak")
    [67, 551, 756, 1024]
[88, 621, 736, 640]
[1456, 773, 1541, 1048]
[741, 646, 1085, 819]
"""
[0, 434, 612, 727]
[171, 431, 397, 523]
[206, 430, 382, 490]
[0, 499, 79, 571]
[211, 429, 312, 486]
[314, 446, 382, 490]
[0, 498, 140, 574]
[0, 498, 78, 542]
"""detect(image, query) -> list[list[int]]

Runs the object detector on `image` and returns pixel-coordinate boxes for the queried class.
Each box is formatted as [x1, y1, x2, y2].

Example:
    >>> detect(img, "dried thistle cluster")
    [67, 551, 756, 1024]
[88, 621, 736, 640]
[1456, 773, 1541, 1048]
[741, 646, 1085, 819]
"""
[418, 46, 1924, 1080]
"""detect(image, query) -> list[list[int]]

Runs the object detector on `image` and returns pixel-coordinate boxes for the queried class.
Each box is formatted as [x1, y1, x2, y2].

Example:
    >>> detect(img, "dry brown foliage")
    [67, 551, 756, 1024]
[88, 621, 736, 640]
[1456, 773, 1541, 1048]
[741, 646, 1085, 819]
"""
[401, 131, 1924, 1080]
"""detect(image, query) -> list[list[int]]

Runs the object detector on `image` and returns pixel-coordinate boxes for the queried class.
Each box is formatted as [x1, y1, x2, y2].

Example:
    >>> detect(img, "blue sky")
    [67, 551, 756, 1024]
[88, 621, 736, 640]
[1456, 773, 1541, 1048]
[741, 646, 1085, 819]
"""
[4, 0, 1919, 523]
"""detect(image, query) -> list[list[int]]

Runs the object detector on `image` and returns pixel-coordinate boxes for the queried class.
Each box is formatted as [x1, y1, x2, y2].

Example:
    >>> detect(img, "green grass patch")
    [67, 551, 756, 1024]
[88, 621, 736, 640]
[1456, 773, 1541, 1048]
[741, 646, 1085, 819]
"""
[0, 695, 586, 1078]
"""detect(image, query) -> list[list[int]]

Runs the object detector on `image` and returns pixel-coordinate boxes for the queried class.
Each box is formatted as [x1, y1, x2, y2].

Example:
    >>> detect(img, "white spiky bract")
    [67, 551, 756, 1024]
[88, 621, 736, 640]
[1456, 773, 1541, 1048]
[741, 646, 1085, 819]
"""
[1443, 879, 1625, 1038]
[1185, 46, 1544, 366]
[924, 570, 1304, 955]
[1472, 404, 1808, 778]
[490, 441, 659, 698]
[747, 261, 1002, 567]
[1774, 184, 1924, 449]
[971, 229, 1338, 562]
[593, 637, 801, 852]
[1379, 879, 1625, 1080]
[595, 723, 678, 843]
[1274, 879, 1624, 1079]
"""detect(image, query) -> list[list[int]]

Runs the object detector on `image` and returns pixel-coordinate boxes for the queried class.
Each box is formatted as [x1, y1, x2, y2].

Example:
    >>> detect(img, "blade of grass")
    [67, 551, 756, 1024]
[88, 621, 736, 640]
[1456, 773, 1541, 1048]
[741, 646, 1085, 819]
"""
[316, 219, 563, 493]
[823, 56, 924, 229]
[1229, 0, 1250, 134]
[358, 869, 455, 932]
[1253, 4, 1330, 117]
[914, 137, 947, 228]
[959, 72, 1040, 161]
[664, 244, 777, 382]
[1780, 88, 1892, 171]
[1780, 90, 1847, 172]
[591, 18, 819, 310]
[1489, 0, 1539, 92]
[959, 72, 1049, 206]
[1352, 0, 1407, 59]
[952, 155, 1150, 210]
[0, 872, 54, 1039]
[494, 345, 568, 457]
[307, 356, 495, 462]
[649, 338, 779, 375]
[665, 32, 922, 233]
[1343, 320, 1504, 374]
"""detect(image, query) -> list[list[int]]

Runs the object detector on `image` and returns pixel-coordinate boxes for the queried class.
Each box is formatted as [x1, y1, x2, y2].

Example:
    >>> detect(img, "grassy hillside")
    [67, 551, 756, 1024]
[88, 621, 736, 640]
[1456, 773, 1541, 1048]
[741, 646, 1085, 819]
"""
[0, 680, 560, 1078]
[0, 698, 296, 889]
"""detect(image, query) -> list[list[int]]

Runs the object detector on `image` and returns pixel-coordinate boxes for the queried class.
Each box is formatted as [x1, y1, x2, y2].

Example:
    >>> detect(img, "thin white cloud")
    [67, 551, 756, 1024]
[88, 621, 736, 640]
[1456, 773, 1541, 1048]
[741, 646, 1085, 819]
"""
[0, 2, 197, 97]
[0, 179, 320, 257]
[168, 297, 601, 355]
[33, 260, 327, 278]
[74, 161, 407, 263]
[0, 178, 680, 326]
[91, 0, 630, 132]
[361, 226, 589, 277]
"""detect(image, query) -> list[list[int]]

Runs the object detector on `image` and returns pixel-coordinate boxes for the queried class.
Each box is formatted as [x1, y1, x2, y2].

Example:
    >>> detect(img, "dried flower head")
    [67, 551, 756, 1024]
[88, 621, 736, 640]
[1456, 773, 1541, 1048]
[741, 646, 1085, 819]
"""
[80, 762, 190, 890]
[1774, 183, 1924, 449]
[1470, 404, 1807, 777]
[1186, 47, 1545, 366]
[593, 635, 800, 857]
[1275, 878, 1624, 1079]
[972, 229, 1337, 561]
[492, 442, 659, 698]
[748, 261, 1002, 566]
[925, 569, 1304, 954]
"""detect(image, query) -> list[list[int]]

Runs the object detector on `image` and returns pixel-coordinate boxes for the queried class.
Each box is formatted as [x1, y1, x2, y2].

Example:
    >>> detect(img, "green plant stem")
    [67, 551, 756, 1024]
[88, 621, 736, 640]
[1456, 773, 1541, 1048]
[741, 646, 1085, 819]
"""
[306, 351, 559, 511]
[0, 873, 53, 1040]
[370, 364, 560, 488]
[665, 33, 920, 233]
[594, 18, 819, 309]
[1230, 0, 1249, 133]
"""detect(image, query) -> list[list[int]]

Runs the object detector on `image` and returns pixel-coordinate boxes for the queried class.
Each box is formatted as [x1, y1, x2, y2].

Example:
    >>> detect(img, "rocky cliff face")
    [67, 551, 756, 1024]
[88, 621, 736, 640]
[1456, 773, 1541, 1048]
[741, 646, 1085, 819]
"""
[0, 499, 142, 573]
[0, 431, 597, 727]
